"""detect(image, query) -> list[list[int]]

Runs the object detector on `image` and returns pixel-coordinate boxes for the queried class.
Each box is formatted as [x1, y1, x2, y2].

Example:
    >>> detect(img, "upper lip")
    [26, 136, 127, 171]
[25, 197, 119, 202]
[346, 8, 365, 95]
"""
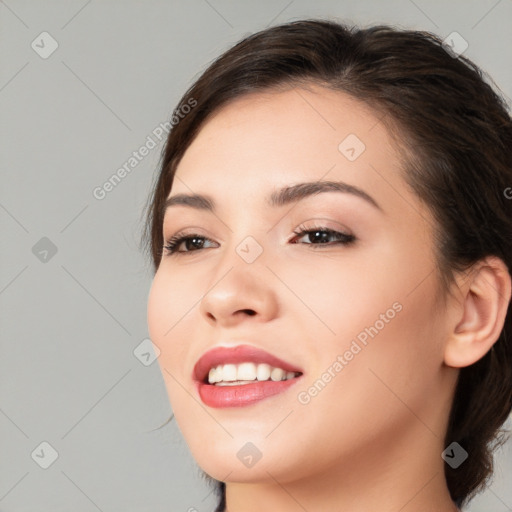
[193, 344, 303, 383]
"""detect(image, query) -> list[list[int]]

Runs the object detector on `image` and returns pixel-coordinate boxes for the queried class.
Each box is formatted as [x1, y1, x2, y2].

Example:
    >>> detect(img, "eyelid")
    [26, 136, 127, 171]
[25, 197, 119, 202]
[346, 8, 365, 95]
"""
[164, 226, 219, 240]
[164, 217, 354, 241]
[289, 217, 354, 236]
[163, 216, 357, 255]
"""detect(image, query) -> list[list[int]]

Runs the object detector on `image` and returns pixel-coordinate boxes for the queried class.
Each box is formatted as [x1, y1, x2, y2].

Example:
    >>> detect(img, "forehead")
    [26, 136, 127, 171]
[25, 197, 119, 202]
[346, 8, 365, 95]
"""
[169, 85, 420, 220]
[174, 85, 398, 181]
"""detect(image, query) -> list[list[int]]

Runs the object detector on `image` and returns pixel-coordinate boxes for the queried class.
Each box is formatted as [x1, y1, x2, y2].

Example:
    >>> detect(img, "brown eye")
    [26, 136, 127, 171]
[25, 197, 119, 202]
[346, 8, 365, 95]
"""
[163, 234, 217, 255]
[291, 226, 356, 247]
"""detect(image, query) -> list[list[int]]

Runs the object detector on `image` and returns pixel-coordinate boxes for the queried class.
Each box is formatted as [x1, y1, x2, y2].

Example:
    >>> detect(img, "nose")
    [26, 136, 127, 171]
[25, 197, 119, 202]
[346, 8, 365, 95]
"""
[198, 247, 279, 328]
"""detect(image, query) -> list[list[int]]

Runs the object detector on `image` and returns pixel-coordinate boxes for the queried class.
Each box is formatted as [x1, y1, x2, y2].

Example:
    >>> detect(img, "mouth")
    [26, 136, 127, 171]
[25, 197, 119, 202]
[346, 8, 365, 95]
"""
[193, 344, 304, 408]
[206, 362, 301, 385]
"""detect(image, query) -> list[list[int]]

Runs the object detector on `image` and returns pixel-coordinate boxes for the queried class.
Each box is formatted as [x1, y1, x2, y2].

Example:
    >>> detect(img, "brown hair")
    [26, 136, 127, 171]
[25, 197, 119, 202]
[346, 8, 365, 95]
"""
[141, 18, 512, 510]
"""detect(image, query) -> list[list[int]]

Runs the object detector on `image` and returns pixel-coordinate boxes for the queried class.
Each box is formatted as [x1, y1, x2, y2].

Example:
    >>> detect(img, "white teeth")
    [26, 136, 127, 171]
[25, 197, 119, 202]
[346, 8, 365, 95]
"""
[223, 364, 237, 382]
[207, 362, 299, 385]
[237, 362, 257, 381]
[270, 367, 285, 381]
[256, 363, 271, 381]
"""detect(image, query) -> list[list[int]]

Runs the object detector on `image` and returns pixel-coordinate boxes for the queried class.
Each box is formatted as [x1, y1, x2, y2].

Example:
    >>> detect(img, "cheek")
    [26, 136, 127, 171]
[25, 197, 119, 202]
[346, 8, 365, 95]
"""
[147, 277, 194, 430]
[286, 281, 444, 469]
[287, 241, 444, 413]
[272, 250, 404, 360]
[147, 265, 198, 340]
[147, 270, 198, 376]
[317, 274, 445, 444]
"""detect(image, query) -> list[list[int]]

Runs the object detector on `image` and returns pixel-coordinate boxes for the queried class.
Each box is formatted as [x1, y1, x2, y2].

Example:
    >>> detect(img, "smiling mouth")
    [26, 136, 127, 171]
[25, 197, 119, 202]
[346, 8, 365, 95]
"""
[205, 361, 302, 386]
[193, 344, 304, 408]
[197, 367, 304, 408]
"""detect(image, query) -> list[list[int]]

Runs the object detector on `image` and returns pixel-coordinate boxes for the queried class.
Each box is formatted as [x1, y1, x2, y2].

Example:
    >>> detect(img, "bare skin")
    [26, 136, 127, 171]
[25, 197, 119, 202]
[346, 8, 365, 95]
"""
[147, 84, 511, 512]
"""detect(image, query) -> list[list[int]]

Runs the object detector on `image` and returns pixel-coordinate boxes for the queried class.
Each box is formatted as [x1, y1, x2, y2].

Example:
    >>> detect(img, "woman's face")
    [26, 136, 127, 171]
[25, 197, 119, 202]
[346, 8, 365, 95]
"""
[147, 85, 456, 485]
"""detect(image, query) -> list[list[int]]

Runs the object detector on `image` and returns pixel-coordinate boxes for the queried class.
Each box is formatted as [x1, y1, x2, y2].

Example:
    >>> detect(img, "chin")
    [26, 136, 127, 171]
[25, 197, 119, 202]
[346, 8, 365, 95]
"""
[185, 437, 295, 483]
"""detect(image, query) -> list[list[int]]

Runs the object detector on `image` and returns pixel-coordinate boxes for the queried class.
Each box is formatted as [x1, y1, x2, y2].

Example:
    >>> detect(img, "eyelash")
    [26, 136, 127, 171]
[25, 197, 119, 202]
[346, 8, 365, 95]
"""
[162, 224, 356, 256]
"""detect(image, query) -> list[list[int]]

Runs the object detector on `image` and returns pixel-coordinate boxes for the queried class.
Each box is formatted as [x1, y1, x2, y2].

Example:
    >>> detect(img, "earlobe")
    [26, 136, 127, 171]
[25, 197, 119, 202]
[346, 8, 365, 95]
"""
[444, 256, 512, 368]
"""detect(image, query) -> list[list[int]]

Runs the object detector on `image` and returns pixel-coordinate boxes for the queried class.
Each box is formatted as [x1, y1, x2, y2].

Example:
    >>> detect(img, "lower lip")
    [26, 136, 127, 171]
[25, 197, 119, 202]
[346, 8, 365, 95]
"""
[197, 377, 302, 408]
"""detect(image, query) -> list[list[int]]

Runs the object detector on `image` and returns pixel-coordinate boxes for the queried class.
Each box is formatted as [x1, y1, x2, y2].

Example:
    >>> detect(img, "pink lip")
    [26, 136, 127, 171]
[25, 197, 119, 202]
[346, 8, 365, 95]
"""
[193, 344, 303, 383]
[193, 344, 304, 408]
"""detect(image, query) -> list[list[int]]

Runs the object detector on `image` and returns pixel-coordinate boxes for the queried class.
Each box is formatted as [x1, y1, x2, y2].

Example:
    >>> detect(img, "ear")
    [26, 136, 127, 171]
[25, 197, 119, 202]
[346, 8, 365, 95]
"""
[444, 256, 511, 368]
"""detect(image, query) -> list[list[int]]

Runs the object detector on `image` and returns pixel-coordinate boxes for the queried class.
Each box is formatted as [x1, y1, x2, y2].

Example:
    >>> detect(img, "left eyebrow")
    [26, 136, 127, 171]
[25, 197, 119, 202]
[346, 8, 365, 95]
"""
[162, 180, 383, 216]
[268, 180, 382, 211]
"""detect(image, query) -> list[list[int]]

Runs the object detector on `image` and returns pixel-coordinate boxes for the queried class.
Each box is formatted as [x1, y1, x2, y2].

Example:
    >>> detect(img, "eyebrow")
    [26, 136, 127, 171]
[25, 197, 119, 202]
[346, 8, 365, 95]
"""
[162, 180, 382, 216]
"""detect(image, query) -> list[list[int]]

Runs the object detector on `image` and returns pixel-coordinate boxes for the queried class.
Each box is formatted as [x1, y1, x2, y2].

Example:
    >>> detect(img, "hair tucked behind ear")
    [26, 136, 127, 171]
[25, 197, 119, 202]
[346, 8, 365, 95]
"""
[142, 18, 512, 510]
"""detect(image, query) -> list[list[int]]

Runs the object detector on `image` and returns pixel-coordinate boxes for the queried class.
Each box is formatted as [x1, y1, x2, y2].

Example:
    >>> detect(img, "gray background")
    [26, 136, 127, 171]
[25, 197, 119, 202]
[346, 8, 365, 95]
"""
[1, 0, 511, 511]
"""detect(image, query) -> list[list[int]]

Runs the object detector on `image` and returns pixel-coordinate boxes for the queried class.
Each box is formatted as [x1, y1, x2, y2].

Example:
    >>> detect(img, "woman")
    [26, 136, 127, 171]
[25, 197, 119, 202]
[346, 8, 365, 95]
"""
[143, 19, 512, 511]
